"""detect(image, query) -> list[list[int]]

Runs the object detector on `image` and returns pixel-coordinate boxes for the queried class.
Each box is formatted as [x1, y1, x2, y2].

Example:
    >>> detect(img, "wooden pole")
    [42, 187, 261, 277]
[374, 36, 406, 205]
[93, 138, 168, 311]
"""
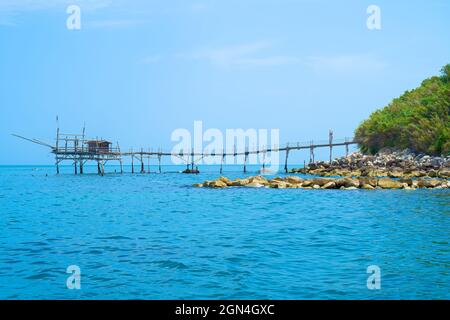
[243, 148, 248, 173]
[140, 149, 145, 173]
[284, 143, 289, 173]
[309, 142, 314, 164]
[55, 125, 60, 175]
[158, 153, 162, 173]
[329, 129, 333, 163]
[131, 150, 135, 174]
[220, 149, 225, 174]
[97, 161, 101, 175]
[262, 150, 266, 170]
[191, 148, 195, 171]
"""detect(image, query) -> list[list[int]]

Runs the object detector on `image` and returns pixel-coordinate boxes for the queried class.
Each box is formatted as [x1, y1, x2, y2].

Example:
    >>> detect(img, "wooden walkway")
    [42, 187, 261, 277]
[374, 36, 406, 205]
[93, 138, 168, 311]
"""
[13, 129, 358, 175]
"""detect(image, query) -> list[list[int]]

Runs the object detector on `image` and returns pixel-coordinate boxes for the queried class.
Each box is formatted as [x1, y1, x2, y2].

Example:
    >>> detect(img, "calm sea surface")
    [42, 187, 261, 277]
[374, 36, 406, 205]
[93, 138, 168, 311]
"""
[0, 165, 449, 299]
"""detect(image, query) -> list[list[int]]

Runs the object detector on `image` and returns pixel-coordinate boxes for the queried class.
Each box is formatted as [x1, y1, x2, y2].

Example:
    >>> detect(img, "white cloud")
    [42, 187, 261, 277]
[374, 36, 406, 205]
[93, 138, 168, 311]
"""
[177, 41, 299, 68]
[307, 54, 387, 73]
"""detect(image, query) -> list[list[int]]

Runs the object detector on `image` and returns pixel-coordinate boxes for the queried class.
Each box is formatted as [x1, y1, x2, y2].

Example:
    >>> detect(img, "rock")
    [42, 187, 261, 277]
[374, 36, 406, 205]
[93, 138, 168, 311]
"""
[388, 170, 403, 178]
[301, 180, 312, 187]
[246, 182, 264, 188]
[399, 178, 413, 186]
[285, 176, 303, 184]
[417, 179, 442, 188]
[359, 177, 378, 187]
[322, 181, 336, 189]
[313, 184, 321, 189]
[193, 183, 204, 187]
[218, 176, 232, 185]
[438, 168, 450, 178]
[378, 178, 403, 189]
[271, 181, 287, 189]
[209, 180, 228, 188]
[336, 177, 360, 188]
[249, 175, 268, 184]
[361, 184, 375, 190]
[230, 178, 249, 186]
[310, 178, 334, 187]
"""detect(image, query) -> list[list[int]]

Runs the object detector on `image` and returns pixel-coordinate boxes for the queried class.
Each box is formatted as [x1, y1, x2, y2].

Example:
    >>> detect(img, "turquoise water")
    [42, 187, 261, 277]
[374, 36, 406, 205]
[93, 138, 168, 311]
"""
[0, 165, 449, 299]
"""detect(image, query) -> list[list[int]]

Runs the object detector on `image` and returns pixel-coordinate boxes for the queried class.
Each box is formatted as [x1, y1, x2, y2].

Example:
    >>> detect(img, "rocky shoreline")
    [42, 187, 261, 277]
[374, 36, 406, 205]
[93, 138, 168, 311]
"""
[194, 175, 449, 190]
[290, 149, 450, 179]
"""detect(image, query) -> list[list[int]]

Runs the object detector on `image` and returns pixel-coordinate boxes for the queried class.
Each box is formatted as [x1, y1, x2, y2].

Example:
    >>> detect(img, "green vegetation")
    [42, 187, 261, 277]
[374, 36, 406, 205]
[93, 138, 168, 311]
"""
[355, 64, 450, 156]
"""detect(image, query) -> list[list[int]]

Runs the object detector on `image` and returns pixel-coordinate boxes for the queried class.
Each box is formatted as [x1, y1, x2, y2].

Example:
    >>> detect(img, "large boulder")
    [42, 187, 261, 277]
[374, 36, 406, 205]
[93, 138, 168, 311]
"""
[285, 176, 303, 184]
[438, 168, 450, 178]
[359, 177, 378, 187]
[230, 178, 250, 186]
[336, 177, 360, 188]
[322, 181, 336, 189]
[310, 178, 334, 187]
[417, 179, 443, 188]
[218, 176, 232, 185]
[209, 180, 228, 188]
[378, 178, 403, 189]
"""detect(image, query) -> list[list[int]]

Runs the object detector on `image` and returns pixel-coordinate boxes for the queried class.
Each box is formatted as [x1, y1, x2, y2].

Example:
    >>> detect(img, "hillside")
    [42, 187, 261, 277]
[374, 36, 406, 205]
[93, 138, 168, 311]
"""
[355, 64, 450, 156]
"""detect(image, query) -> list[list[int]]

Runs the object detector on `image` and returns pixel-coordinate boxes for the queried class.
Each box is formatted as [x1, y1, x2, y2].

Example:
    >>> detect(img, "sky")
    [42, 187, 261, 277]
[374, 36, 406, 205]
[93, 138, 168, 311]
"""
[0, 0, 449, 164]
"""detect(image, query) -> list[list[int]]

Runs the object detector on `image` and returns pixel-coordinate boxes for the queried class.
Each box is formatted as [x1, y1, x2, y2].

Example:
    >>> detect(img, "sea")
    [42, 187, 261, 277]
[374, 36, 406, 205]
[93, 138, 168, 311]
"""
[0, 164, 449, 299]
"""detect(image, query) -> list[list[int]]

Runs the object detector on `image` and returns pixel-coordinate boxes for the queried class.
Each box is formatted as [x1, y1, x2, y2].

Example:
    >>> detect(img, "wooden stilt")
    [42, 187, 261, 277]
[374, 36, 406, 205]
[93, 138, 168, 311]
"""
[284, 143, 289, 173]
[158, 153, 162, 173]
[329, 130, 333, 163]
[243, 148, 248, 173]
[220, 149, 225, 174]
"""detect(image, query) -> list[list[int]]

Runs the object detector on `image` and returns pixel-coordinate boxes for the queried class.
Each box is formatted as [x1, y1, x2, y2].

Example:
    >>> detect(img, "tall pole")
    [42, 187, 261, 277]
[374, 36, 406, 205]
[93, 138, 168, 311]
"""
[220, 149, 225, 174]
[243, 147, 248, 173]
[131, 149, 135, 174]
[158, 151, 162, 173]
[55, 118, 60, 175]
[329, 129, 333, 163]
[140, 148, 145, 173]
[284, 143, 289, 173]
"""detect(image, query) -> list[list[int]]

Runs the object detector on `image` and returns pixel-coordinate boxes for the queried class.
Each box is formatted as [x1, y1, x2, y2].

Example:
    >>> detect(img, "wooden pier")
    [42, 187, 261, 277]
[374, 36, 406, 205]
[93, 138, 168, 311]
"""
[14, 127, 358, 175]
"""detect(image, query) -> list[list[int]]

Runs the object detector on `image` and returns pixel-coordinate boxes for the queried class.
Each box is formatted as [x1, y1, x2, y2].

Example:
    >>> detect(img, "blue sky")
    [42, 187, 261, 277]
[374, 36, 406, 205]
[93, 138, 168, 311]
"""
[0, 0, 449, 164]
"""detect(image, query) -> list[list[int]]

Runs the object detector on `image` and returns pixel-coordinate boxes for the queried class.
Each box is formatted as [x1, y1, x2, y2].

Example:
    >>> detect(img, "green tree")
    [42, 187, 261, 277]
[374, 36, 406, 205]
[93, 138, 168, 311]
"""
[355, 64, 450, 156]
